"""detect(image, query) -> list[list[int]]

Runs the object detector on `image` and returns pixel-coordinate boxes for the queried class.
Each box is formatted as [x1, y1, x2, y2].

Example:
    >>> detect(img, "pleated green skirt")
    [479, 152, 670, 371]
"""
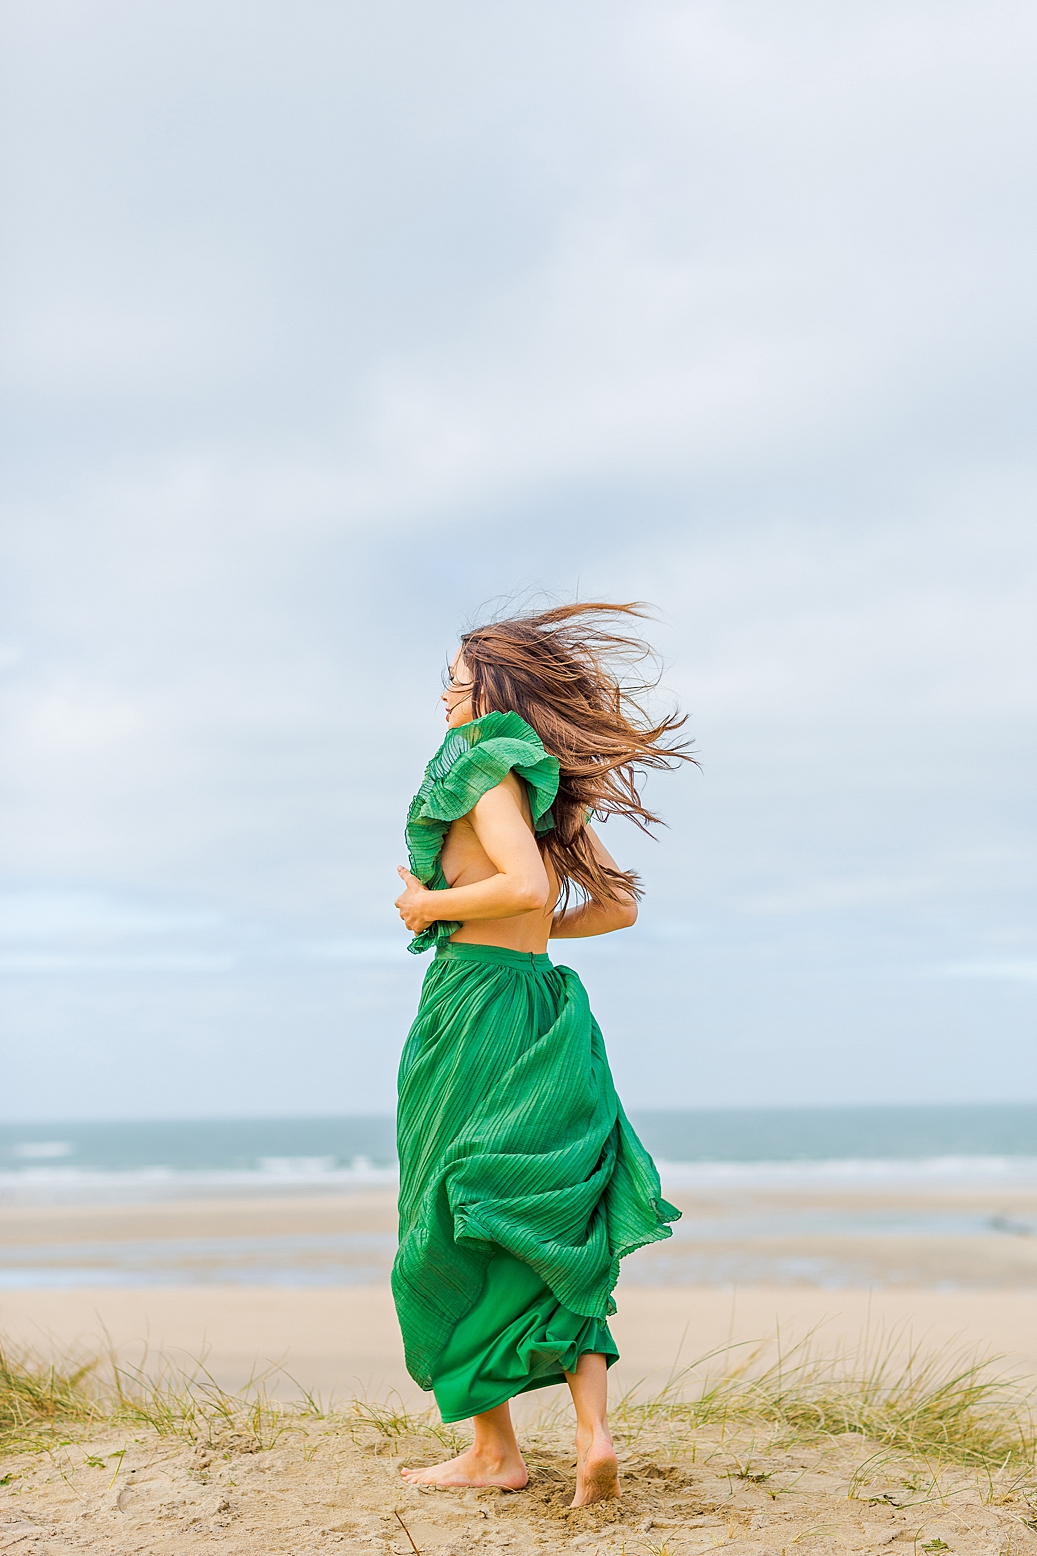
[393, 942, 678, 1423]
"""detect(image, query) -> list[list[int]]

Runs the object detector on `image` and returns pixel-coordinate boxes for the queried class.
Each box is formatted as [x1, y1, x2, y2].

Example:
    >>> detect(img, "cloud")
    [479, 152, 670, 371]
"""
[0, 951, 234, 974]
[26, 696, 142, 754]
[934, 961, 1037, 984]
[0, 889, 221, 942]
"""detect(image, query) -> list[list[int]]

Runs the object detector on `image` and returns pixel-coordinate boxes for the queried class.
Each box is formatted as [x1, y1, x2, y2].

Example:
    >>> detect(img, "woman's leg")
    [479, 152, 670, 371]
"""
[399, 1400, 528, 1488]
[564, 1352, 620, 1506]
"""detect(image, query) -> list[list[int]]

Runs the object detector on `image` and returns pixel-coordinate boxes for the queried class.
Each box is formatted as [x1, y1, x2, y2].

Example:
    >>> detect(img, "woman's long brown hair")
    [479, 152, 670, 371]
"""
[458, 602, 694, 908]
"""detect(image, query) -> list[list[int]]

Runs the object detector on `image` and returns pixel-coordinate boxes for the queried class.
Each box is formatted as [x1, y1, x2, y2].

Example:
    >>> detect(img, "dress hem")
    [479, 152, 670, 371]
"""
[435, 1349, 618, 1424]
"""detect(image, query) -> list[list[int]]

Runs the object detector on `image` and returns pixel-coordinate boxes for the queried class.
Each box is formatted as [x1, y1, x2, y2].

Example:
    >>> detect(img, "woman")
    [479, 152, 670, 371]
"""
[392, 602, 691, 1506]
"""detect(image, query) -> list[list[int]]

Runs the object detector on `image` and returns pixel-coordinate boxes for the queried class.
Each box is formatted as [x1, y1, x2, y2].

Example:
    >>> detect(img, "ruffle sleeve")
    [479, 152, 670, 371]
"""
[405, 711, 560, 954]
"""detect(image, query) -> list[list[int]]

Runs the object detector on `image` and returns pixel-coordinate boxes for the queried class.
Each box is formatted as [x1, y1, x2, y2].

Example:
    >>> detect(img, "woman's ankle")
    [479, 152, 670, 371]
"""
[471, 1436, 524, 1466]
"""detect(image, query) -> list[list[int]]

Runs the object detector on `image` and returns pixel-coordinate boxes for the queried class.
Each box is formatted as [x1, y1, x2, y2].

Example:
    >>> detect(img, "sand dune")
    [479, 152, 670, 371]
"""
[3, 1333, 1037, 1556]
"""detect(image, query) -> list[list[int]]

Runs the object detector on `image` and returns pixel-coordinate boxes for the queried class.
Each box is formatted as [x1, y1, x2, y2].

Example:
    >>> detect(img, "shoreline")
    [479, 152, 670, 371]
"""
[6, 1154, 1037, 1206]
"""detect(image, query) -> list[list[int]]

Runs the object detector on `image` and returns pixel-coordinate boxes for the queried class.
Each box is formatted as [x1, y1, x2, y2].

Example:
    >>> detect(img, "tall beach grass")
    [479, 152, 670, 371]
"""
[2, 1327, 1035, 1479]
[0, 1340, 292, 1457]
[610, 1326, 1037, 1470]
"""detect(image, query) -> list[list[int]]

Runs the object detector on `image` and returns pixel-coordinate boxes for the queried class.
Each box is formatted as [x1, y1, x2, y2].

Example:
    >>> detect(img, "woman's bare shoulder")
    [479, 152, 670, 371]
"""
[470, 769, 534, 825]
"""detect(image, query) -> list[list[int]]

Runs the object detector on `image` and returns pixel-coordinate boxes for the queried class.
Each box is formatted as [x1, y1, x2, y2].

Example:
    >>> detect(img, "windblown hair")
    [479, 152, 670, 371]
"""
[458, 602, 694, 908]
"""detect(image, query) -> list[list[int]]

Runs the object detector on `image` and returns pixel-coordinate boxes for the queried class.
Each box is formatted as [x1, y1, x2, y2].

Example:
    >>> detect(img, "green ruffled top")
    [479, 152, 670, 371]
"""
[405, 711, 560, 954]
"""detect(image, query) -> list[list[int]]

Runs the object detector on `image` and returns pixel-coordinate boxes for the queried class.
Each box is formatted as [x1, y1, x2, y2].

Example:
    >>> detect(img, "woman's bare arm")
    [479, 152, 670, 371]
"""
[395, 779, 550, 934]
[549, 825, 638, 939]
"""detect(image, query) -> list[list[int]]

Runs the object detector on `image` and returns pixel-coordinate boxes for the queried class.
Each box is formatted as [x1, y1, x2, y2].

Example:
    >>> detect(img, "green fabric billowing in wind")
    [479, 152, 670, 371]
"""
[392, 712, 680, 1411]
[393, 941, 680, 1408]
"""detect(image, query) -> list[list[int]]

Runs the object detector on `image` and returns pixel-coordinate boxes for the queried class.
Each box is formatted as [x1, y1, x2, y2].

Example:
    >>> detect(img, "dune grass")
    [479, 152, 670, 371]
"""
[611, 1328, 1037, 1471]
[0, 1342, 107, 1449]
[348, 1394, 466, 1454]
[0, 1340, 292, 1457]
[2, 1328, 1035, 1477]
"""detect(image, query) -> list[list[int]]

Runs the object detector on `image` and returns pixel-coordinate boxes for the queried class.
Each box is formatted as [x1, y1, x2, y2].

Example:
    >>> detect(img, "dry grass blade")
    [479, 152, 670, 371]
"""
[350, 1395, 464, 1452]
[394, 1508, 423, 1553]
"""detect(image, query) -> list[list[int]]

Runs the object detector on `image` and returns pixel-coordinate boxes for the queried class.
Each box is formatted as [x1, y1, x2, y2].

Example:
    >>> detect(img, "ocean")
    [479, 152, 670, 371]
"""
[3, 1103, 1037, 1194]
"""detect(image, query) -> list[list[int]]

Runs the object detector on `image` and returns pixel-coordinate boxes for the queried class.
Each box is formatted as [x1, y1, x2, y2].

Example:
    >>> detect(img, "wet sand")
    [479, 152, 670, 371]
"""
[5, 1180, 1037, 1288]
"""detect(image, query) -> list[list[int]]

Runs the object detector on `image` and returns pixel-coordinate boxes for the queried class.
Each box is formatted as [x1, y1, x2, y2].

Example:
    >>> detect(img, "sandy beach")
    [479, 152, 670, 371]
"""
[4, 1183, 1037, 1552]
[4, 1184, 1037, 1397]
[5, 1284, 1037, 1556]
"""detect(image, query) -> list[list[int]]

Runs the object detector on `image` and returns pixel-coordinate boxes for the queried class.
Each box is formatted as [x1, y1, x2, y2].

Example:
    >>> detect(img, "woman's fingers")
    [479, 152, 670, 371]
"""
[394, 866, 429, 931]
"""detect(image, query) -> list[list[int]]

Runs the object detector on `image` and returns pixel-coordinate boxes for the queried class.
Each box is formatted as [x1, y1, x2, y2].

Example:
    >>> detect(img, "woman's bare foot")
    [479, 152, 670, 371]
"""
[571, 1427, 621, 1507]
[399, 1444, 528, 1489]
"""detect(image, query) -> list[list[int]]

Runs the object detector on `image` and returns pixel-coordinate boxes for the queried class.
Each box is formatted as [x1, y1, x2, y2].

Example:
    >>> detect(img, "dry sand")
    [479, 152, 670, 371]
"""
[4, 1373, 1037, 1556]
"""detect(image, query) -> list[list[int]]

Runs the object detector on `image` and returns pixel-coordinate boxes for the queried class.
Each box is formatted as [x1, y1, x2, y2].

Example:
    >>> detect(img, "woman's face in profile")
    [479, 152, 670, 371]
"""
[442, 651, 475, 727]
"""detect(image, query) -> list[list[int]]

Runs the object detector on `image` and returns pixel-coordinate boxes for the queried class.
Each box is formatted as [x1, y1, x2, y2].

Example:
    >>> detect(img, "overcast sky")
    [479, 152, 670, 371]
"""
[2, 0, 1035, 1121]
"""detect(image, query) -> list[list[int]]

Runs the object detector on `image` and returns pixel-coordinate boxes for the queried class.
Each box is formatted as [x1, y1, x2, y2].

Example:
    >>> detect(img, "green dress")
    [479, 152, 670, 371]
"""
[392, 712, 679, 1423]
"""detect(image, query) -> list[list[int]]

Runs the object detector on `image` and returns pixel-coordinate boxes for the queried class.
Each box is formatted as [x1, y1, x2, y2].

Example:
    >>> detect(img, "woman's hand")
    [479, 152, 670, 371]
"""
[549, 824, 638, 938]
[395, 867, 438, 933]
[394, 779, 550, 934]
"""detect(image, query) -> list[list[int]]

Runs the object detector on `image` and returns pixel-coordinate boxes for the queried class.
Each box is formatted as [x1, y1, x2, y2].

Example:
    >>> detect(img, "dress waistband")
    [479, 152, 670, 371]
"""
[434, 941, 554, 971]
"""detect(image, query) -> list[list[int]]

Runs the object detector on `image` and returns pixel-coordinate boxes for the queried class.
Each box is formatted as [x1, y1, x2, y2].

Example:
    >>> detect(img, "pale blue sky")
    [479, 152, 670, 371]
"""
[1, 0, 1035, 1119]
